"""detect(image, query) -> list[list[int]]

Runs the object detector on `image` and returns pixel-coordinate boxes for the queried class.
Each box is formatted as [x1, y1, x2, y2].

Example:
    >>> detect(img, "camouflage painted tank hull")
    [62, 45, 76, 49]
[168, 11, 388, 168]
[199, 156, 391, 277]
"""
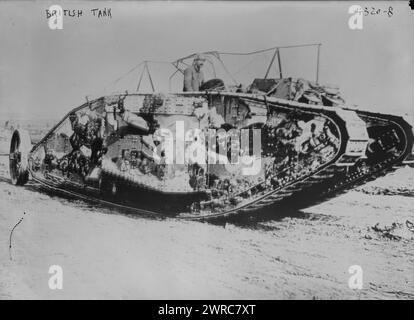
[23, 91, 413, 221]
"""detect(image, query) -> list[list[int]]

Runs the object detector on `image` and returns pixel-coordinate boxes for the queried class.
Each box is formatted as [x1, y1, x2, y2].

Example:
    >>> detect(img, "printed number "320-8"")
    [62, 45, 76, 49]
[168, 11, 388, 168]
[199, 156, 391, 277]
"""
[364, 6, 394, 17]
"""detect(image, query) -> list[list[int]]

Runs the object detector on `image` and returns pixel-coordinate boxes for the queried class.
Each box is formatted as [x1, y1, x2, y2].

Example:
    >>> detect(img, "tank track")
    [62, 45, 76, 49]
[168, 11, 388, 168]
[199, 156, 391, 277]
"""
[281, 109, 413, 210]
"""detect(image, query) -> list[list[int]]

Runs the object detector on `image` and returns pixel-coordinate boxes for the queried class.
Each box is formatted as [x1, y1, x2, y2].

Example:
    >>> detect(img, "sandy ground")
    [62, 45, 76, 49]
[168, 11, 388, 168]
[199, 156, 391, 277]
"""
[0, 136, 413, 299]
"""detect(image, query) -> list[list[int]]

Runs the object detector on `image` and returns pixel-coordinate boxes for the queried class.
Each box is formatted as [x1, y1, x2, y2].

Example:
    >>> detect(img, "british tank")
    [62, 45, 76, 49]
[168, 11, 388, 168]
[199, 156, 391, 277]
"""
[8, 45, 414, 221]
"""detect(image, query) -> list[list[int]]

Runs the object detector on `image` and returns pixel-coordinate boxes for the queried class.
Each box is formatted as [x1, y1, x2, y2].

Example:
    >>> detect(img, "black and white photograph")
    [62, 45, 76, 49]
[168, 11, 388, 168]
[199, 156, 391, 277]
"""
[0, 0, 413, 304]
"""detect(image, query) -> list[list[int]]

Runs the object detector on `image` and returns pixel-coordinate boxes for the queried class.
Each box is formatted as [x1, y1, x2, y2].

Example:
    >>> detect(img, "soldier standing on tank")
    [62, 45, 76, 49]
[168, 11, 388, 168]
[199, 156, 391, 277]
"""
[183, 54, 206, 92]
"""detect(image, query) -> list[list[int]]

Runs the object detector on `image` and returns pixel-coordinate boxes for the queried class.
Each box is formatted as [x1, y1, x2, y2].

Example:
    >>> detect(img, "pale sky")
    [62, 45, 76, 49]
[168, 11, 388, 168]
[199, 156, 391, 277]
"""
[0, 1, 413, 120]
